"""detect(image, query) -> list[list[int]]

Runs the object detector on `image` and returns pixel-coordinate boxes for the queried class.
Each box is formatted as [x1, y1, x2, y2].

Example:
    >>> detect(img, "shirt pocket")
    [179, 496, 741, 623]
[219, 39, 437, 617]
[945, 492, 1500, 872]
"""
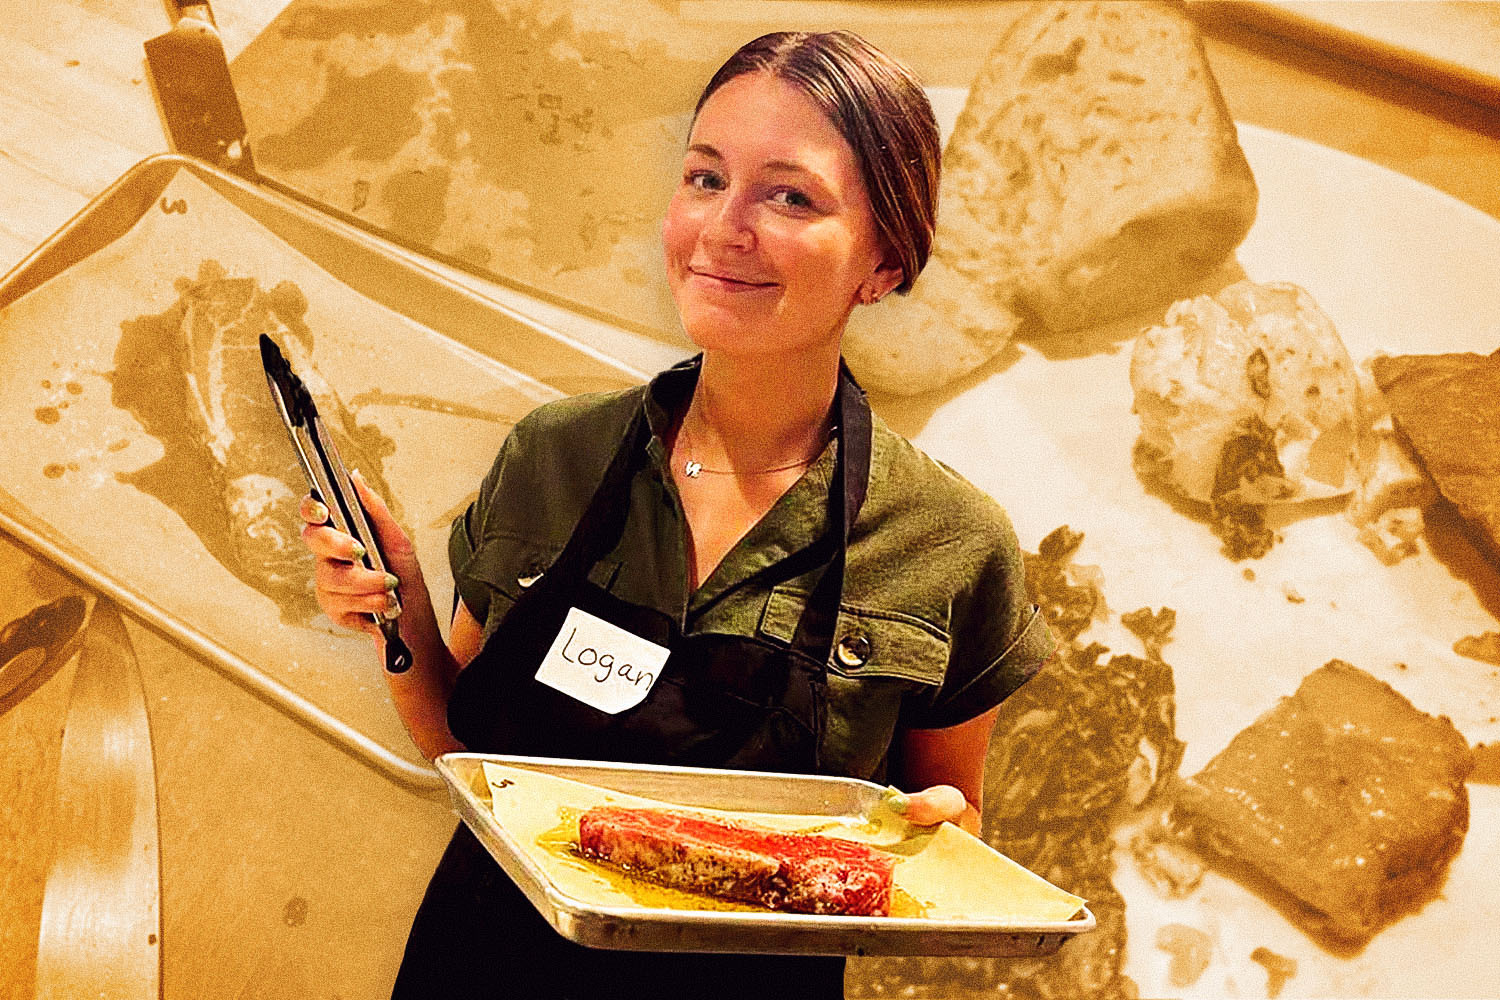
[756, 585, 951, 780]
[457, 531, 621, 631]
[756, 584, 950, 685]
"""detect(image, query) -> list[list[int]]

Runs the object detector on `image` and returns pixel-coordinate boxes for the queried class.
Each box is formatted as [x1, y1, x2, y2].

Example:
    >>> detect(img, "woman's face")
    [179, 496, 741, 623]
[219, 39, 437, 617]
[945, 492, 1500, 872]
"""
[662, 72, 899, 360]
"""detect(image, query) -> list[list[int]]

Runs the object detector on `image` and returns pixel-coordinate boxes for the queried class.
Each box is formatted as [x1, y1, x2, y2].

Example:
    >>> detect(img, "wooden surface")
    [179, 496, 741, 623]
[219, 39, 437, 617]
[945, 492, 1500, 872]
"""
[2, 3, 1499, 999]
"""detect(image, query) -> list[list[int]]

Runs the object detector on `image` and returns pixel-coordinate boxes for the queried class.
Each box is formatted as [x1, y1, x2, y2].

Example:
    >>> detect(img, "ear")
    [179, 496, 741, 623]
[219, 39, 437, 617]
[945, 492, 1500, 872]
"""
[859, 251, 904, 305]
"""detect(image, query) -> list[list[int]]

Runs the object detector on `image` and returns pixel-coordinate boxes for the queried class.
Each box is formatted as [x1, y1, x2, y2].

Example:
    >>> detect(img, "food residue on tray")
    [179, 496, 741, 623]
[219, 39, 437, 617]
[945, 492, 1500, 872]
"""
[109, 260, 402, 625]
[1250, 946, 1298, 998]
[1455, 631, 1500, 665]
[1154, 922, 1213, 989]
[854, 525, 1184, 999]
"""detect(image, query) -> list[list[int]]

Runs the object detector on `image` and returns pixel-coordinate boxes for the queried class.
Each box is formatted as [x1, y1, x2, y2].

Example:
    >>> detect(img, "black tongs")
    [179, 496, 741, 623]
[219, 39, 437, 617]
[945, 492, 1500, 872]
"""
[258, 334, 412, 673]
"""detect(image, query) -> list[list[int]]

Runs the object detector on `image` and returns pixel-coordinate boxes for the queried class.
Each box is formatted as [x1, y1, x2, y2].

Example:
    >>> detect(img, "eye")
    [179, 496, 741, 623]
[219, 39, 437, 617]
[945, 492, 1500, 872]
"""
[769, 188, 814, 210]
[686, 169, 725, 192]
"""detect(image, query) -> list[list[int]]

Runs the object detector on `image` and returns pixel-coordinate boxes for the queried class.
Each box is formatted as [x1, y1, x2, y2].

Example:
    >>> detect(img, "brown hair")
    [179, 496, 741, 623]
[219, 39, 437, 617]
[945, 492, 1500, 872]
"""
[694, 31, 940, 295]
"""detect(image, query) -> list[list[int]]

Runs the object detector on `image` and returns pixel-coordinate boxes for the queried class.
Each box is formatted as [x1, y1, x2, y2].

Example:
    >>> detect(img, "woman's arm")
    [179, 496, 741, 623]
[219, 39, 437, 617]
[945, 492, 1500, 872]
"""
[300, 470, 477, 761]
[893, 705, 1001, 836]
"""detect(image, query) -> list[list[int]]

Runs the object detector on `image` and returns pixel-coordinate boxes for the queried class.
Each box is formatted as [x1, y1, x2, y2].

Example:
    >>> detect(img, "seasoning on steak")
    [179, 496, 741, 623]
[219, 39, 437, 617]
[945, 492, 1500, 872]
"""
[576, 806, 895, 916]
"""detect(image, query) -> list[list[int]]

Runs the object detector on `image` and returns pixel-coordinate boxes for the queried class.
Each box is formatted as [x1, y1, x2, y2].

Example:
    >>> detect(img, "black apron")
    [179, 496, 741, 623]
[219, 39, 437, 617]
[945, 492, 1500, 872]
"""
[391, 361, 872, 1000]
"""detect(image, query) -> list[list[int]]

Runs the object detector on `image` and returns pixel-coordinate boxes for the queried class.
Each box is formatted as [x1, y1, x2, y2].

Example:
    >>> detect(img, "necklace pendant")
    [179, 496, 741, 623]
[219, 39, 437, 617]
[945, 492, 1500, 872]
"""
[684, 459, 703, 479]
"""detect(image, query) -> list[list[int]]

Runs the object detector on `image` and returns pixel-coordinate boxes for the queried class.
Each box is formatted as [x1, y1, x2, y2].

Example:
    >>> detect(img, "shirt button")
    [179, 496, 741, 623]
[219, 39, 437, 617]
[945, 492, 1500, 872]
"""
[835, 633, 872, 668]
[517, 564, 545, 589]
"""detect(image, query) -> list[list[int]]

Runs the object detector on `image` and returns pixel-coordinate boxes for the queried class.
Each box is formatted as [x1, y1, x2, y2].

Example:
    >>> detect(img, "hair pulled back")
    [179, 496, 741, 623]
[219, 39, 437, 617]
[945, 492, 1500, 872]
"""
[694, 31, 940, 295]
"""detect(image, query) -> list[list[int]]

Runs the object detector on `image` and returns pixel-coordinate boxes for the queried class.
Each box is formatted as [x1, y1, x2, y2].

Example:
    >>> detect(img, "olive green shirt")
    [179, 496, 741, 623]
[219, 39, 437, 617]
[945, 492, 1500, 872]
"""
[449, 364, 1054, 780]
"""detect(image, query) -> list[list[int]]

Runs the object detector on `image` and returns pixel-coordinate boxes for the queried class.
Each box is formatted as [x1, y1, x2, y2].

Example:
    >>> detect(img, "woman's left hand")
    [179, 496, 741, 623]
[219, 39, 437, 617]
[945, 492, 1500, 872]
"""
[893, 705, 1004, 837]
[887, 784, 976, 831]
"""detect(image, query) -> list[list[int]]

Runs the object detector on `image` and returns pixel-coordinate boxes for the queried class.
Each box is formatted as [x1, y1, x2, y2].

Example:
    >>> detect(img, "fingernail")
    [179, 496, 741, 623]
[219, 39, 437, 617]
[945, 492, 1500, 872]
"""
[309, 500, 329, 523]
[881, 787, 910, 815]
[351, 541, 366, 561]
[384, 573, 400, 591]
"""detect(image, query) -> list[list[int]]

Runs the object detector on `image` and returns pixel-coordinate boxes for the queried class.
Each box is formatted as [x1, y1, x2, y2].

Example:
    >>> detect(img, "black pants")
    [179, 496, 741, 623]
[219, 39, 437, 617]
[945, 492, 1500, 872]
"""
[391, 826, 847, 1000]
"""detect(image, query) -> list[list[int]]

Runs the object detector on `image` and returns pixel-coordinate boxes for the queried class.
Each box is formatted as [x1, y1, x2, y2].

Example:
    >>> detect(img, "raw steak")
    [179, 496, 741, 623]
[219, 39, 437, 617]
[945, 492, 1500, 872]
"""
[577, 806, 895, 916]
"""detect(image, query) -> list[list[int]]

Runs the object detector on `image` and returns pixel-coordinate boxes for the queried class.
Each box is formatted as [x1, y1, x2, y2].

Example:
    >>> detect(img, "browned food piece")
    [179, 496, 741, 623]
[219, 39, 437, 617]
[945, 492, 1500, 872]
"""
[1372, 348, 1500, 564]
[1173, 660, 1473, 948]
[577, 806, 895, 916]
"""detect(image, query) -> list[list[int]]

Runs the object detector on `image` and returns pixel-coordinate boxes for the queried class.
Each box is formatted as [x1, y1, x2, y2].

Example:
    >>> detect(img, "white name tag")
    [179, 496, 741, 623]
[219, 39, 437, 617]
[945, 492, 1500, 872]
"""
[533, 607, 670, 714]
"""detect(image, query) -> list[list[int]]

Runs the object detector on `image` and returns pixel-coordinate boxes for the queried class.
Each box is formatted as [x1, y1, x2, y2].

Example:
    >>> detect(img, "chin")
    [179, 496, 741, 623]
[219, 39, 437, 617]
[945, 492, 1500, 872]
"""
[676, 303, 763, 352]
[673, 299, 845, 362]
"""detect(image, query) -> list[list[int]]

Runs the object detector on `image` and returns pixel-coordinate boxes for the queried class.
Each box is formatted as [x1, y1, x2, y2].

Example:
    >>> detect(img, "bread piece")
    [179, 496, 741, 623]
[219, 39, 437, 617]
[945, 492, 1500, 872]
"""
[843, 1, 1257, 396]
[1371, 348, 1500, 564]
[1172, 660, 1473, 948]
[954, 0, 1257, 332]
[840, 251, 1021, 397]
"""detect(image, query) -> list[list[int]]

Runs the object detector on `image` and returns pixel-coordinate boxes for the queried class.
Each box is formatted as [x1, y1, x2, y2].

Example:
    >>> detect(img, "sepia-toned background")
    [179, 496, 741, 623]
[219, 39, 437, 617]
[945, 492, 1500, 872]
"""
[3, 2, 1499, 998]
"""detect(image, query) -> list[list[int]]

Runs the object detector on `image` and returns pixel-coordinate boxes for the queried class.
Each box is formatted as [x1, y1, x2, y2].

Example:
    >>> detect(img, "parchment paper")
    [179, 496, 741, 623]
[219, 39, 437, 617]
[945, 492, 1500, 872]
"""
[478, 761, 1087, 925]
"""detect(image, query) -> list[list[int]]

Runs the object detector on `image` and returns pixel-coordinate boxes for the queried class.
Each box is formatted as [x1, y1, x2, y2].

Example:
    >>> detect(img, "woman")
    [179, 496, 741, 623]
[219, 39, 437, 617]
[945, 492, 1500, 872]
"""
[303, 30, 1054, 999]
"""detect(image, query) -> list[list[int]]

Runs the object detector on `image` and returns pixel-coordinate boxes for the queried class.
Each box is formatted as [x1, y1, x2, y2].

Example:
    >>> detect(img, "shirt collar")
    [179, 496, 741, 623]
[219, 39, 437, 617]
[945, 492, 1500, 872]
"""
[643, 354, 702, 443]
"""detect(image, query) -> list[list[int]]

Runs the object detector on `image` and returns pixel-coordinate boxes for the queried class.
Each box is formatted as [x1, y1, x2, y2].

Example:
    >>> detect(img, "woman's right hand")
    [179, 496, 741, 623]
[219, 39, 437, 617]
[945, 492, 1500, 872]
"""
[298, 470, 422, 638]
[299, 472, 465, 760]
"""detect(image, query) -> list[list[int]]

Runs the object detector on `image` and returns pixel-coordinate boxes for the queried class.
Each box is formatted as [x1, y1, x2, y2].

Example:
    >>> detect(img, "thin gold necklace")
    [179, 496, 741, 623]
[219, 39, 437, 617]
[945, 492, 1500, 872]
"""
[678, 410, 825, 479]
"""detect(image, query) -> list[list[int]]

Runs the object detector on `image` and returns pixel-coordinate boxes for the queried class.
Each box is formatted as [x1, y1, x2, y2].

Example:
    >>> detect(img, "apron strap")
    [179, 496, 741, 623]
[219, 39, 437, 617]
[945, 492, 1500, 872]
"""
[542, 402, 653, 585]
[786, 361, 870, 661]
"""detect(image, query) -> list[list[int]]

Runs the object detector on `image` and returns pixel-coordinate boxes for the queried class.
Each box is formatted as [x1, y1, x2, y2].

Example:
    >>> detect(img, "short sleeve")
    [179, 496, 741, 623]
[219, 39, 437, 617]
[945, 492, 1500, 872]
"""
[898, 512, 1056, 730]
[448, 428, 523, 626]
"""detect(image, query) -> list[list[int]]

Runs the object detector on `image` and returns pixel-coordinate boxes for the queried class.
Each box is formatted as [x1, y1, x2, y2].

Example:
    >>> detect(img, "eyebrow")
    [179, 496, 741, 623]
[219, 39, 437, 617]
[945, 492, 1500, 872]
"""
[686, 143, 817, 178]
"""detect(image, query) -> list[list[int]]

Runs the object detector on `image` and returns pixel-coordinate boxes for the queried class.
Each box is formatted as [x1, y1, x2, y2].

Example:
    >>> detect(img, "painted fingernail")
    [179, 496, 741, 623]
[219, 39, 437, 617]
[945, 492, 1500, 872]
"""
[384, 573, 400, 591]
[351, 541, 366, 561]
[308, 500, 329, 523]
[881, 787, 910, 814]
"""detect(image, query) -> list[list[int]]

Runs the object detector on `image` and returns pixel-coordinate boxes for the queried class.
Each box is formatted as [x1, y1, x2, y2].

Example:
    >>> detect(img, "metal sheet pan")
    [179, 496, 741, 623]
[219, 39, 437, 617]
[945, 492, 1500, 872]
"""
[0, 155, 647, 790]
[435, 753, 1095, 957]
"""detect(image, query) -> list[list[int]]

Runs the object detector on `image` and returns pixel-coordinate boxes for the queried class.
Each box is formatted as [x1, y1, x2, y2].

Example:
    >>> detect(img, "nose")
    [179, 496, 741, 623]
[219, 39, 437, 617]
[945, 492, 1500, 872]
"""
[701, 189, 755, 252]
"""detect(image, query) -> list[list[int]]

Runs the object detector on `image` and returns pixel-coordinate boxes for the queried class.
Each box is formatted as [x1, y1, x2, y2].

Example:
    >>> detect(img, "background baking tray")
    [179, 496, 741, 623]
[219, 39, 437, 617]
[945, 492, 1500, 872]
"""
[0, 154, 647, 789]
[435, 753, 1096, 957]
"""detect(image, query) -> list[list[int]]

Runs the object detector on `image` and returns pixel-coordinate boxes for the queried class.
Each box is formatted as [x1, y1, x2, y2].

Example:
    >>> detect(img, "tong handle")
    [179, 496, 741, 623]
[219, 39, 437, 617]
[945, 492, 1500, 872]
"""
[260, 334, 411, 673]
[312, 437, 413, 676]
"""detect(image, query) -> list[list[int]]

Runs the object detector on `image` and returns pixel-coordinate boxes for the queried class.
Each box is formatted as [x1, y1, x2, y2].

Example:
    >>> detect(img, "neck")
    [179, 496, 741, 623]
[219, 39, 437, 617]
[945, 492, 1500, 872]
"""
[682, 346, 841, 470]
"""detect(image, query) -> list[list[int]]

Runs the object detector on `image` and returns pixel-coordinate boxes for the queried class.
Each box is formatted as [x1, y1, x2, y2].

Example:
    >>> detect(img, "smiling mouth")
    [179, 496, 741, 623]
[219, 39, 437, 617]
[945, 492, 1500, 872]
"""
[690, 269, 777, 291]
